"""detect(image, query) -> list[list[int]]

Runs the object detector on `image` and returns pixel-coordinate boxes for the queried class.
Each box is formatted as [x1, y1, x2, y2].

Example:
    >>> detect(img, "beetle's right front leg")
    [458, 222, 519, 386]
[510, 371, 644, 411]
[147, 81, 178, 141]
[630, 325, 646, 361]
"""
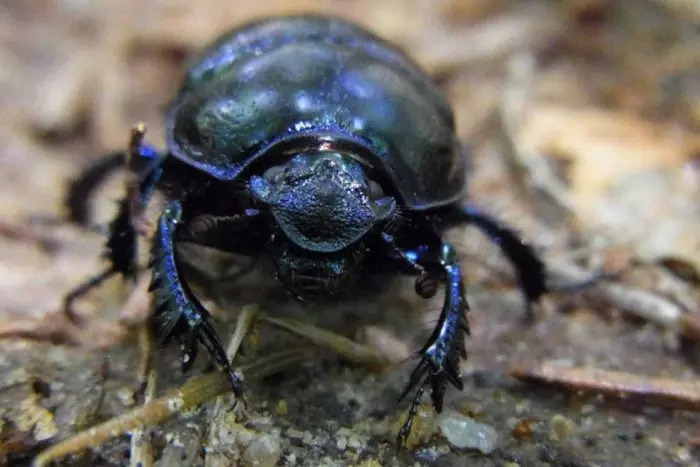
[62, 127, 164, 321]
[150, 199, 245, 398]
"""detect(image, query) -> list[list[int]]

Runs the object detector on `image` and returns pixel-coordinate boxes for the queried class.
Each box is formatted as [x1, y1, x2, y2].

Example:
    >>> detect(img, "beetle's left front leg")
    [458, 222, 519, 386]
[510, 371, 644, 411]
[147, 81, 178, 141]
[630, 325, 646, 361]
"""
[150, 199, 244, 398]
[385, 238, 469, 447]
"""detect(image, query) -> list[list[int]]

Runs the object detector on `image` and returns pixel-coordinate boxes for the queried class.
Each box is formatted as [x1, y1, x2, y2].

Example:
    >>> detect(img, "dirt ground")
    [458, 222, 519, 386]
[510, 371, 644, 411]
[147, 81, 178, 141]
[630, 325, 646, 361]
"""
[1, 1, 699, 466]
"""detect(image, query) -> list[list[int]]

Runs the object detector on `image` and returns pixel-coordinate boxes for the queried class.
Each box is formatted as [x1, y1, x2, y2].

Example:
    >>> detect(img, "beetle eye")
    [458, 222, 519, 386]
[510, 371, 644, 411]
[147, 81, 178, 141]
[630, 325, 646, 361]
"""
[369, 180, 384, 199]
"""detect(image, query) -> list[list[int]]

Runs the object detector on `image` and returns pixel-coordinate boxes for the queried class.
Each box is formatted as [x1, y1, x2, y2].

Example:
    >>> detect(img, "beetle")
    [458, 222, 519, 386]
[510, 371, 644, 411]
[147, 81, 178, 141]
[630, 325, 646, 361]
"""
[63, 14, 546, 447]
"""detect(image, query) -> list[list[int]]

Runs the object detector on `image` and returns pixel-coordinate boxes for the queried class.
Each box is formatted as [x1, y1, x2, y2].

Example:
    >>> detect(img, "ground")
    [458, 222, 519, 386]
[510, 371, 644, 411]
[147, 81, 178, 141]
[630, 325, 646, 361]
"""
[0, 1, 699, 466]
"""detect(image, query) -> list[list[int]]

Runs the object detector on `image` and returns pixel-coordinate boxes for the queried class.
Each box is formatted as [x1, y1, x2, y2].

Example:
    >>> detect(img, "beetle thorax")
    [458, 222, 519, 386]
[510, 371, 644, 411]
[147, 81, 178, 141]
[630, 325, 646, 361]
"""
[250, 149, 396, 298]
[250, 150, 395, 252]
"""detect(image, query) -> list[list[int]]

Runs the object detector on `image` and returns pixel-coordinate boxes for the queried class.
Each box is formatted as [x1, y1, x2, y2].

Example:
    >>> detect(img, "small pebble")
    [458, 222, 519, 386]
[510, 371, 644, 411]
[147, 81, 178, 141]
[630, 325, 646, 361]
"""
[647, 437, 664, 449]
[514, 400, 531, 415]
[336, 436, 347, 450]
[242, 434, 281, 467]
[355, 459, 383, 467]
[437, 411, 498, 453]
[549, 414, 576, 442]
[347, 435, 363, 450]
[674, 445, 691, 462]
[512, 419, 534, 441]
[276, 399, 288, 416]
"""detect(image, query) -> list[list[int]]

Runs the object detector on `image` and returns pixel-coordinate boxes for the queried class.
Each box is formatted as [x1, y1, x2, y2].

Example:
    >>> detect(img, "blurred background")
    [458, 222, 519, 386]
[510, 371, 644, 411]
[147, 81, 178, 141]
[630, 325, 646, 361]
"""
[0, 1, 699, 466]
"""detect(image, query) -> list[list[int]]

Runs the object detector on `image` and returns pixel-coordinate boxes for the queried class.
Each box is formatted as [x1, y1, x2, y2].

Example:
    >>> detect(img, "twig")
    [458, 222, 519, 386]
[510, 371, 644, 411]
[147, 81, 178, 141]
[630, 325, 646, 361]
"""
[129, 369, 156, 467]
[548, 260, 700, 340]
[0, 312, 127, 349]
[125, 123, 155, 237]
[32, 348, 311, 467]
[136, 324, 153, 391]
[119, 275, 152, 326]
[0, 219, 60, 254]
[510, 362, 700, 411]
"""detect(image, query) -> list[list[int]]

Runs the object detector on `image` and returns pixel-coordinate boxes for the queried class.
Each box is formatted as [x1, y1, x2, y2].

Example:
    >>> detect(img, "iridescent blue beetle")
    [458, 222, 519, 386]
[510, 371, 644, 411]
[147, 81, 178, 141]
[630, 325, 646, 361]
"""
[64, 15, 546, 446]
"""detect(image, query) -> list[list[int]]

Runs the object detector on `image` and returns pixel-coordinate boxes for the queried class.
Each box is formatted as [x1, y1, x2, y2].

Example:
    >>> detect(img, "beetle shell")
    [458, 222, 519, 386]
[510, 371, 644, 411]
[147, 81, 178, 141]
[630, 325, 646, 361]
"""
[167, 15, 466, 209]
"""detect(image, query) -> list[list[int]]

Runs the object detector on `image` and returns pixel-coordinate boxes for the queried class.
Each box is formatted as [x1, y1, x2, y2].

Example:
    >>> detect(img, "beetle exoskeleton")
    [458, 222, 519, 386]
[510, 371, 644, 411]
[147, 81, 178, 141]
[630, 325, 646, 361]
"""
[63, 14, 547, 447]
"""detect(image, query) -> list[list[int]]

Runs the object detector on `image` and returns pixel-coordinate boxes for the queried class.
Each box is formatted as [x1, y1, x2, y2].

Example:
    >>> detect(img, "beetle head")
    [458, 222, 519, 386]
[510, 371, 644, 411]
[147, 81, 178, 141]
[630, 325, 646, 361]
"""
[250, 151, 396, 252]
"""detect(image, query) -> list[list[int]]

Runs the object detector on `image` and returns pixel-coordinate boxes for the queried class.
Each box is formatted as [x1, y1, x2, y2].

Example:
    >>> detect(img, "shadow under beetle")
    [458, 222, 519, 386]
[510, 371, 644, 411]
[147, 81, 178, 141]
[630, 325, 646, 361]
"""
[63, 15, 547, 447]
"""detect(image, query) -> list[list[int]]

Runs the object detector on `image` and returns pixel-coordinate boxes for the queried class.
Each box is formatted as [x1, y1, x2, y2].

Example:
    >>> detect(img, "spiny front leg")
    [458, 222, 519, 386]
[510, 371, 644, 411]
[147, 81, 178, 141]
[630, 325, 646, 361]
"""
[149, 199, 244, 398]
[396, 243, 469, 448]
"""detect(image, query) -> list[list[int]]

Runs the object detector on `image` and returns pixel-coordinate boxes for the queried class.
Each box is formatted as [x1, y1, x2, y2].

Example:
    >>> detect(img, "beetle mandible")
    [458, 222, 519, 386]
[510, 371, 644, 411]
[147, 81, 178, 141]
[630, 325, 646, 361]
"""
[63, 14, 547, 446]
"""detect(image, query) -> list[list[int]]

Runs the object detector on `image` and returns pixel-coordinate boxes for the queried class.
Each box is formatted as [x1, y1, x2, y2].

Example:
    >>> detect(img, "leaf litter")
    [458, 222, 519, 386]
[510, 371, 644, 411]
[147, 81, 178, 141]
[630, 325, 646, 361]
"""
[0, 0, 699, 465]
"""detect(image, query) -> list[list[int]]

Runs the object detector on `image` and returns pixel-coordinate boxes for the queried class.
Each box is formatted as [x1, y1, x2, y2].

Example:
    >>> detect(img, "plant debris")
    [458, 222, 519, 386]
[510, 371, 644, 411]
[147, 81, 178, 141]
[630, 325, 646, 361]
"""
[1, 1, 699, 466]
[510, 362, 700, 412]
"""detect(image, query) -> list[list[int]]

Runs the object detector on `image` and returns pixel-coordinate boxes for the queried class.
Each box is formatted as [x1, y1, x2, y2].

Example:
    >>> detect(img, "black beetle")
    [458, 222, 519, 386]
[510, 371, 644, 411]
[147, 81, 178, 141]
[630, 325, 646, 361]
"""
[63, 15, 546, 446]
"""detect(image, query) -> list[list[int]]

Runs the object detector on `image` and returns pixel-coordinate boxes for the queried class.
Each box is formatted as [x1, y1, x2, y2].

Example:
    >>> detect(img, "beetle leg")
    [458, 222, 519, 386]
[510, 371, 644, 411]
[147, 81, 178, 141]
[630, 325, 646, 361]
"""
[64, 124, 163, 229]
[445, 205, 547, 320]
[180, 209, 265, 252]
[150, 199, 244, 399]
[64, 150, 126, 227]
[62, 135, 165, 322]
[389, 241, 469, 449]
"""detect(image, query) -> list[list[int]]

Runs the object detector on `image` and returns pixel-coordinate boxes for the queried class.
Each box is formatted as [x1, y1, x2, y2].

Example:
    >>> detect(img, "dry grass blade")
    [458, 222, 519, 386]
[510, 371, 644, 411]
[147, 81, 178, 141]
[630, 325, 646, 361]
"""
[32, 348, 312, 467]
[210, 304, 259, 417]
[260, 315, 392, 370]
[510, 362, 700, 411]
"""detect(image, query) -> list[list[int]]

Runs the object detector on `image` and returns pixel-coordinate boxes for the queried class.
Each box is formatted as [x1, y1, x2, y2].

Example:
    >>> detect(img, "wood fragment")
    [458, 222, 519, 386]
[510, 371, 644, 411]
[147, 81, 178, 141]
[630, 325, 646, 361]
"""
[135, 325, 153, 392]
[129, 369, 156, 467]
[0, 312, 127, 349]
[510, 362, 700, 411]
[119, 275, 152, 326]
[32, 348, 311, 467]
[548, 260, 698, 340]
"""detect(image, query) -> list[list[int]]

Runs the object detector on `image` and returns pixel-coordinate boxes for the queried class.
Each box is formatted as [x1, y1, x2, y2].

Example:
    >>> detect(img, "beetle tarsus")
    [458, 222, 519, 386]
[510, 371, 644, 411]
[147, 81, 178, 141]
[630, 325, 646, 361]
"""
[390, 239, 469, 446]
[150, 200, 245, 398]
[396, 378, 430, 451]
[62, 267, 118, 323]
[62, 197, 138, 320]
